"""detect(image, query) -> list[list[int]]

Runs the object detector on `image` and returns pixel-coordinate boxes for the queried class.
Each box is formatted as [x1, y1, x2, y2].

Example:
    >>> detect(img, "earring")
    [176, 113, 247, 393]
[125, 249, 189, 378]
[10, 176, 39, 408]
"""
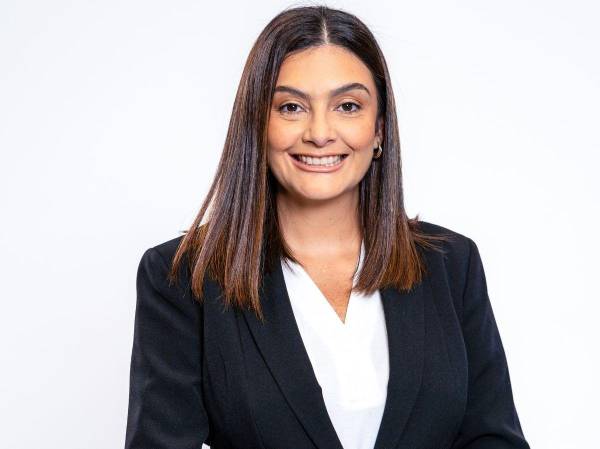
[373, 144, 383, 159]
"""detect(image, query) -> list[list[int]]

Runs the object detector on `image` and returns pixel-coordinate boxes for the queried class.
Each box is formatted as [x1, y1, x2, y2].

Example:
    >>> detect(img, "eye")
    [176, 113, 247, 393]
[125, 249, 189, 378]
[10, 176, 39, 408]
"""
[278, 102, 305, 115]
[337, 102, 362, 114]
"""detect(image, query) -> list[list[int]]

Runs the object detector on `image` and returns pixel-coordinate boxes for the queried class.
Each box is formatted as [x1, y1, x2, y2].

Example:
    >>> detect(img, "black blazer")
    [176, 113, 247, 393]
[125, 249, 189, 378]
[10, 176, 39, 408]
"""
[124, 221, 530, 449]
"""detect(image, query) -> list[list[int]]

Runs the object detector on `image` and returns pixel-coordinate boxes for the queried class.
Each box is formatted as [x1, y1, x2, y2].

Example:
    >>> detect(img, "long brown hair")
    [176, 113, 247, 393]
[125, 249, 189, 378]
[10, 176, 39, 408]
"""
[168, 5, 451, 322]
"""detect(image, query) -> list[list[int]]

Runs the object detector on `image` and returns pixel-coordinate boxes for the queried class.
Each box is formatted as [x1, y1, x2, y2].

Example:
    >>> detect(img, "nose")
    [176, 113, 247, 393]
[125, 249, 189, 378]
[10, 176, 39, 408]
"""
[302, 105, 336, 147]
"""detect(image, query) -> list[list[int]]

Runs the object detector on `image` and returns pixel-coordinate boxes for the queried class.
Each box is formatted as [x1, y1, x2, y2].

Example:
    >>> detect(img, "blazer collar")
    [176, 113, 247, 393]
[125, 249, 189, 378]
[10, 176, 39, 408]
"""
[241, 255, 426, 449]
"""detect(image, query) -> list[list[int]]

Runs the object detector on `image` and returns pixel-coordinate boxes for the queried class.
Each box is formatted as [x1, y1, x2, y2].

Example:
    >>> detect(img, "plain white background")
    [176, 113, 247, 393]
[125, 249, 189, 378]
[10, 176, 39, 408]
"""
[1, 1, 598, 448]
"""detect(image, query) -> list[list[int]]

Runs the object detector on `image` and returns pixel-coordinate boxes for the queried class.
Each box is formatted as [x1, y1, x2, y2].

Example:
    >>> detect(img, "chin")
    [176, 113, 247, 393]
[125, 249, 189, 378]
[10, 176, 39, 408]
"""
[292, 187, 350, 202]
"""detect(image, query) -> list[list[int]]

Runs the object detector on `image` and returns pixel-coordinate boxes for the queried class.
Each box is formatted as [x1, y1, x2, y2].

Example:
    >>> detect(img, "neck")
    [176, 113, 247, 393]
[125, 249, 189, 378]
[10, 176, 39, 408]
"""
[275, 188, 362, 258]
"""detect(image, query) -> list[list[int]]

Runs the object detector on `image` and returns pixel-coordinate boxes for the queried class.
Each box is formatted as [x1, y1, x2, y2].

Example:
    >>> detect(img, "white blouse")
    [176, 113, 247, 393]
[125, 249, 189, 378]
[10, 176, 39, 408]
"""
[280, 239, 390, 449]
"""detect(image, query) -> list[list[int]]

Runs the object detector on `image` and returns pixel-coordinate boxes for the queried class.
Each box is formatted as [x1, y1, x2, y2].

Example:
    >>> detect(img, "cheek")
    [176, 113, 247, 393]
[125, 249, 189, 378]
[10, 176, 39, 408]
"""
[339, 120, 377, 151]
[267, 117, 301, 151]
[266, 121, 294, 179]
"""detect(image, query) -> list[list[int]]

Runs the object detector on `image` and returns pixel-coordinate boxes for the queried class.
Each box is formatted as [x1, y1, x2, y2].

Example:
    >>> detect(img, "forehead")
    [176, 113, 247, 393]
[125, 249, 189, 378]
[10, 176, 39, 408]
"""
[275, 45, 374, 95]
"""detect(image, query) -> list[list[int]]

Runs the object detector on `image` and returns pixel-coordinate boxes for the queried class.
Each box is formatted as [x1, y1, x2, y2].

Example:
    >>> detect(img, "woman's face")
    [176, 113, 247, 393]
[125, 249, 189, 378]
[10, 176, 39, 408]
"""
[267, 44, 383, 203]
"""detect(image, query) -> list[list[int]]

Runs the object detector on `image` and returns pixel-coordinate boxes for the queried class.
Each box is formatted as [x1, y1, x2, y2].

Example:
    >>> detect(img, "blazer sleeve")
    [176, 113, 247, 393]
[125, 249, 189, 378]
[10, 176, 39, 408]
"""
[124, 247, 210, 449]
[450, 238, 530, 449]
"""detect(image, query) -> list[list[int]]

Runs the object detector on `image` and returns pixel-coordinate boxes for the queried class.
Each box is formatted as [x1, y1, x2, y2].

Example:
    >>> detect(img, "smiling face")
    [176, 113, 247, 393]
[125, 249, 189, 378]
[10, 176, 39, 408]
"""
[267, 44, 383, 203]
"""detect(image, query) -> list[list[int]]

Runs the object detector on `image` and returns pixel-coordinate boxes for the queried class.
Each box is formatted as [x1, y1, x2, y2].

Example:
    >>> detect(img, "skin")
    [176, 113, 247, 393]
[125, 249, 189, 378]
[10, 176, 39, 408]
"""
[267, 44, 383, 322]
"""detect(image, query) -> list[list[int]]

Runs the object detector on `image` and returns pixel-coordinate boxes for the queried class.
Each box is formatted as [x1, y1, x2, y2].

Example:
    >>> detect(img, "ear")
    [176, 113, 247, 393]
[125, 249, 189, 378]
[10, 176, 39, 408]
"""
[375, 116, 384, 147]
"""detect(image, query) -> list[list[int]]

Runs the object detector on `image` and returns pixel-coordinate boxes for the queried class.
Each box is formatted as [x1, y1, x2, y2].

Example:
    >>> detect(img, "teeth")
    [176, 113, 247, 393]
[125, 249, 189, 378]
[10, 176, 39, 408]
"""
[297, 155, 344, 166]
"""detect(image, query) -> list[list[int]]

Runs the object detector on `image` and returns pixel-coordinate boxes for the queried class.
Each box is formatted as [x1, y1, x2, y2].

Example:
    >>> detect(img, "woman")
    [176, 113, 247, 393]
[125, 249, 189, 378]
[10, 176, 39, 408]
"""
[125, 5, 530, 449]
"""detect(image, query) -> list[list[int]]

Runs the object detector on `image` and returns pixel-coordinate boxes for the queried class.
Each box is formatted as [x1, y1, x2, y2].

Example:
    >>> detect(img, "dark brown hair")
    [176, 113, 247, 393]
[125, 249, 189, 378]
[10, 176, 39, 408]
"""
[168, 5, 451, 322]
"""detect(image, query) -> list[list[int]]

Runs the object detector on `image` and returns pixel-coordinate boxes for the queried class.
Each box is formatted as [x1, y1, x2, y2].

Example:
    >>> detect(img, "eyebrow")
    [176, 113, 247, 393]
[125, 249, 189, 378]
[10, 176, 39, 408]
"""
[273, 82, 371, 101]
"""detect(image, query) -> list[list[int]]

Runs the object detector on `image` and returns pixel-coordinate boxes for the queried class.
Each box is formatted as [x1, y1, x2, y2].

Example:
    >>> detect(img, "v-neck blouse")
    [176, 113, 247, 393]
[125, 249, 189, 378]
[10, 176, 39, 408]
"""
[280, 240, 390, 449]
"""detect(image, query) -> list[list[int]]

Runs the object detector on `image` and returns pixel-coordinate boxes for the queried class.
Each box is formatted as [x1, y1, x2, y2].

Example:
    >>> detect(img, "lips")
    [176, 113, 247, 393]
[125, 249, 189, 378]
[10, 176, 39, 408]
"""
[288, 152, 348, 172]
[290, 153, 349, 159]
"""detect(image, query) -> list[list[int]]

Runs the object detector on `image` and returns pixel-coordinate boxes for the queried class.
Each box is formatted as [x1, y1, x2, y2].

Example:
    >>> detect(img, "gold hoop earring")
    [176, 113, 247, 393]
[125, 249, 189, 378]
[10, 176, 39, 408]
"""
[373, 144, 383, 159]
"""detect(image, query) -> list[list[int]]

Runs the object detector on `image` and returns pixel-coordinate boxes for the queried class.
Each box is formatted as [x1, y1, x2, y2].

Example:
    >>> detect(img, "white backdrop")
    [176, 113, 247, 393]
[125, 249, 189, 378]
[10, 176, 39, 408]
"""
[1, 1, 598, 448]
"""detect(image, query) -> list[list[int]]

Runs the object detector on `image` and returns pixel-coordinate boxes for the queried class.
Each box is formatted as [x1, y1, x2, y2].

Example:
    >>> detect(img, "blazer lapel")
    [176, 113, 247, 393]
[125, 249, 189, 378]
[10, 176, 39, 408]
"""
[242, 256, 426, 449]
[242, 258, 345, 449]
[372, 280, 426, 449]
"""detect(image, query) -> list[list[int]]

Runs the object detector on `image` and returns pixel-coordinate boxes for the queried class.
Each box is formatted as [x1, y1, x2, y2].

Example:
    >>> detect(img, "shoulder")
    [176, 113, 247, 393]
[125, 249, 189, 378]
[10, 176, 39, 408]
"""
[138, 234, 185, 273]
[137, 234, 188, 294]
[135, 235, 203, 332]
[414, 219, 481, 293]
[415, 219, 474, 258]
[148, 234, 186, 265]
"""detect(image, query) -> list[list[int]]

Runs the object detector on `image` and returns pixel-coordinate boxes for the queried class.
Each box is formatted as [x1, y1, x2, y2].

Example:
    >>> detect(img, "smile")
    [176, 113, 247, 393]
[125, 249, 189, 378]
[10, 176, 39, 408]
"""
[289, 153, 349, 173]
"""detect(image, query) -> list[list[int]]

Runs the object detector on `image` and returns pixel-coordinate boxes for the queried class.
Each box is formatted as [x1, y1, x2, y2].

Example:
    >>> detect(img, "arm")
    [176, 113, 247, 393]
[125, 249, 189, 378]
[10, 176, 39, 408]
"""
[450, 238, 530, 449]
[125, 247, 210, 449]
